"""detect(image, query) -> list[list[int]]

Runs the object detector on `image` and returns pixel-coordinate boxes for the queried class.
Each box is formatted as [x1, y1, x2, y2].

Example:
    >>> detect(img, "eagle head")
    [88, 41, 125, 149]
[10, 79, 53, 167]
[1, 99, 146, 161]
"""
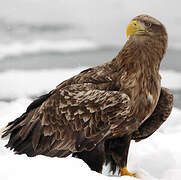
[126, 14, 168, 57]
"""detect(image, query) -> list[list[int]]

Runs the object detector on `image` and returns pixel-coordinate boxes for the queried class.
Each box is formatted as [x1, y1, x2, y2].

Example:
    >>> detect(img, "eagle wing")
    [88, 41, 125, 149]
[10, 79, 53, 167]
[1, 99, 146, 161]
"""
[132, 87, 173, 141]
[3, 63, 135, 156]
[56, 62, 120, 91]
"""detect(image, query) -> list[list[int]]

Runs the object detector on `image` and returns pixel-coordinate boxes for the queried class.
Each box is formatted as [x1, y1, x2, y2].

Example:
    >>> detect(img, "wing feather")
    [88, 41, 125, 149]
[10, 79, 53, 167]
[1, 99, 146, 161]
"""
[37, 83, 131, 152]
[4, 83, 131, 155]
[132, 87, 173, 141]
[3, 62, 130, 156]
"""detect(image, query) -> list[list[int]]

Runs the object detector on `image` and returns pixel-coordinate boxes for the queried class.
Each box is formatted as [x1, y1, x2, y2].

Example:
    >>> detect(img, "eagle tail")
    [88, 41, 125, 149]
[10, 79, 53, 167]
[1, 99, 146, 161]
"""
[1, 91, 52, 155]
[2, 112, 37, 156]
[1, 91, 71, 157]
[2, 109, 71, 158]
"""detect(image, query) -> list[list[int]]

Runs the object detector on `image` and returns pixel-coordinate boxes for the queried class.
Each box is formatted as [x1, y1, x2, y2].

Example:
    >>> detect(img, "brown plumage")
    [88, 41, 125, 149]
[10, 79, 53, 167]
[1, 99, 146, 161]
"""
[2, 15, 173, 177]
[73, 87, 173, 173]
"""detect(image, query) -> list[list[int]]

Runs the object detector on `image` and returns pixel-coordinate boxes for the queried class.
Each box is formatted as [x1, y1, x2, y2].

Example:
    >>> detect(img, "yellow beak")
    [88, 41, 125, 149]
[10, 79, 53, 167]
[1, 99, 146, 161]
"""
[126, 20, 146, 38]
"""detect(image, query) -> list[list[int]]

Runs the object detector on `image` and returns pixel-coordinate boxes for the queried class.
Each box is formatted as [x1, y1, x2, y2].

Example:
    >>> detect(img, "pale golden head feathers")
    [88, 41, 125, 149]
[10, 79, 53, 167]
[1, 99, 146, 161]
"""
[126, 14, 167, 40]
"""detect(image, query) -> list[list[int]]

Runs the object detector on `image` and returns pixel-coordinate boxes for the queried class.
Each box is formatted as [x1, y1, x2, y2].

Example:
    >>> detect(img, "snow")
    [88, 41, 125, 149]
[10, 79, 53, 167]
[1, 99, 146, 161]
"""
[0, 155, 106, 180]
[0, 68, 181, 180]
[0, 69, 180, 100]
[160, 70, 181, 90]
[0, 68, 85, 99]
[0, 155, 117, 180]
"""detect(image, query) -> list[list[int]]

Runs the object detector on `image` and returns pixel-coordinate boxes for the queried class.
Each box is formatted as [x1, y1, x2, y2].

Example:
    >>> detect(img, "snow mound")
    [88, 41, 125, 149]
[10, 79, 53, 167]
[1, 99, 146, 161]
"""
[0, 155, 137, 180]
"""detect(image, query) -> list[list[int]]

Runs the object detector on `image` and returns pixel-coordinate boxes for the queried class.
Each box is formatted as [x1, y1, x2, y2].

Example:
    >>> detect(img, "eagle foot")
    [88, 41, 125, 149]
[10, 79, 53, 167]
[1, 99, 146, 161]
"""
[120, 167, 136, 177]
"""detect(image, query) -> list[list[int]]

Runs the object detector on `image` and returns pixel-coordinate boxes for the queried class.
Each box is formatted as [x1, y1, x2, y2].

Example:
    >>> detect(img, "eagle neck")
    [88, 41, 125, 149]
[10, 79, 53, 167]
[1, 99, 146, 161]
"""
[112, 37, 165, 120]
[115, 37, 166, 73]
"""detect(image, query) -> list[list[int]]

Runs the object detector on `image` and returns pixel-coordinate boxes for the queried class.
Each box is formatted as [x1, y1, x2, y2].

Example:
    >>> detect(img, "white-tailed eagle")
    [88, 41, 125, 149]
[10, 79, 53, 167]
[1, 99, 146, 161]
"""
[2, 15, 173, 177]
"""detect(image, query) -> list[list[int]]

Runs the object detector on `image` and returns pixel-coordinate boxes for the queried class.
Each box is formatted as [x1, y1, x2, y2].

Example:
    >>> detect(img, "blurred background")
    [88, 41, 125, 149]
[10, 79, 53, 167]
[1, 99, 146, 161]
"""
[0, 0, 181, 113]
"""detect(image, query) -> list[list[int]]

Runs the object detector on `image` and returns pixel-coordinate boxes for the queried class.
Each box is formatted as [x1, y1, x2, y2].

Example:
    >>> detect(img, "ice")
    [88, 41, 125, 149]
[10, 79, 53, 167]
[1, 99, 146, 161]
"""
[0, 39, 98, 60]
[0, 98, 31, 126]
[0, 69, 180, 100]
[0, 68, 85, 99]
[160, 70, 181, 90]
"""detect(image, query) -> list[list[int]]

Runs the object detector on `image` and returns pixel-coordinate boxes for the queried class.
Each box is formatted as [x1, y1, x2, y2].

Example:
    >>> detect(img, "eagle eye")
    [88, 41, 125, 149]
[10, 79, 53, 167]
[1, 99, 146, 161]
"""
[144, 22, 152, 28]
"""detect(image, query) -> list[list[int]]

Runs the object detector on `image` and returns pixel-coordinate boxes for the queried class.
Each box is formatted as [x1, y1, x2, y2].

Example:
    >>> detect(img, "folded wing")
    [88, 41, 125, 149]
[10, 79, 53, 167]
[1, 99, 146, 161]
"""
[3, 83, 132, 157]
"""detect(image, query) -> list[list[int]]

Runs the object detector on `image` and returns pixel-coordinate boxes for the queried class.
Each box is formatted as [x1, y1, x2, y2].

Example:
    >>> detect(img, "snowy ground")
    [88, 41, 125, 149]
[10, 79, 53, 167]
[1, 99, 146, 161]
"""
[0, 68, 181, 180]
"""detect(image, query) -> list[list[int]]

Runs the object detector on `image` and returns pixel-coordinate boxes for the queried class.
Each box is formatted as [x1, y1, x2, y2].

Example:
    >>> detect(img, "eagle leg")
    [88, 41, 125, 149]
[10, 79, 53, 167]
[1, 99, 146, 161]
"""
[72, 143, 104, 173]
[105, 135, 135, 177]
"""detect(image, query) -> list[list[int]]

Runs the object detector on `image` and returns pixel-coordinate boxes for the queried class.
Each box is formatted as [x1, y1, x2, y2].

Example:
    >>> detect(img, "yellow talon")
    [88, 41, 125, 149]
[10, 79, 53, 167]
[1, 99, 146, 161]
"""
[120, 167, 136, 177]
